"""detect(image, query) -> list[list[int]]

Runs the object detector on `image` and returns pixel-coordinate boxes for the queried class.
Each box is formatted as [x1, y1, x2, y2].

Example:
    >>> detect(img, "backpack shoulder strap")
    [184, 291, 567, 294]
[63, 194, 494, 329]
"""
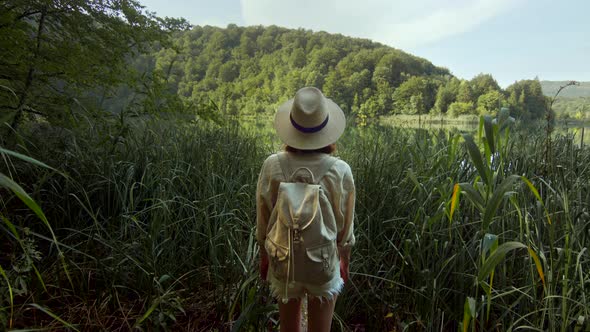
[277, 152, 339, 184]
[277, 152, 292, 182]
[313, 155, 339, 184]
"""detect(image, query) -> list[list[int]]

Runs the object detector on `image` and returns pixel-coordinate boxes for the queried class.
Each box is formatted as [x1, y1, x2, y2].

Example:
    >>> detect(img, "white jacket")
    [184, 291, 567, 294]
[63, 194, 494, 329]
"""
[256, 152, 356, 250]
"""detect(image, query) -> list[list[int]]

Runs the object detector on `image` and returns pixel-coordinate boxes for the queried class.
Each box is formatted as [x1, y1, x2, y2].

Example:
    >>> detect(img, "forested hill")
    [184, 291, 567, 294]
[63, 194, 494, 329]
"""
[541, 81, 590, 98]
[144, 24, 450, 119]
[135, 25, 545, 121]
[538, 81, 590, 120]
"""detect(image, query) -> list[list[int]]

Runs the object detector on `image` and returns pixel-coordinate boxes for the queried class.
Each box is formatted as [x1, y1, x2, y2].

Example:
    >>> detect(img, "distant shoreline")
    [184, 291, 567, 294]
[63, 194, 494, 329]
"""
[380, 114, 590, 127]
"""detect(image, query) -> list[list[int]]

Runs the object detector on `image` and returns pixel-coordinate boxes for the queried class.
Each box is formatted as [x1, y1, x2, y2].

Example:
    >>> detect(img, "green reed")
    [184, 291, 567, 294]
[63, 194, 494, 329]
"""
[1, 115, 588, 331]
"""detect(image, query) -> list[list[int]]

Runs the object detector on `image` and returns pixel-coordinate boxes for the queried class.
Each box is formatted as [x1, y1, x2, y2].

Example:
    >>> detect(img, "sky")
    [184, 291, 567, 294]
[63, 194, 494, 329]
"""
[139, 0, 589, 87]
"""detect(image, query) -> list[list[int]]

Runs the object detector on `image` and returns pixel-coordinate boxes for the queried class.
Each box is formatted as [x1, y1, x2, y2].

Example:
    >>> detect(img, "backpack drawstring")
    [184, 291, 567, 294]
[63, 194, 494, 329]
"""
[283, 228, 292, 303]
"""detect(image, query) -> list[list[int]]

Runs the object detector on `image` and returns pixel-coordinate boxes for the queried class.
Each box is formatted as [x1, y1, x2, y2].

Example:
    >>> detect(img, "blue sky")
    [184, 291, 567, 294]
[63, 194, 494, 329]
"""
[139, 0, 589, 87]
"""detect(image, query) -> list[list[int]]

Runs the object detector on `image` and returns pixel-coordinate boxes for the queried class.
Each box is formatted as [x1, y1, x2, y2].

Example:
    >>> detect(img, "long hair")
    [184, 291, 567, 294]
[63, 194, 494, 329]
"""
[284, 143, 336, 154]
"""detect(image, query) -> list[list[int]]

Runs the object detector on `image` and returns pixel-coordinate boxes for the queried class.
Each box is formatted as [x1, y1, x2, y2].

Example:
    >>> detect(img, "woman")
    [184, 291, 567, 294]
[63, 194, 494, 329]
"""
[256, 87, 356, 332]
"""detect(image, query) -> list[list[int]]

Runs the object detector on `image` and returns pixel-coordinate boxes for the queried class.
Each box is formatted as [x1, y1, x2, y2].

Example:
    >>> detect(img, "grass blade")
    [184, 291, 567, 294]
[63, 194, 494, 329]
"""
[0, 173, 73, 289]
[134, 297, 161, 327]
[0, 147, 56, 172]
[462, 134, 490, 187]
[459, 182, 485, 212]
[482, 233, 498, 259]
[463, 297, 476, 332]
[28, 303, 79, 332]
[521, 176, 551, 225]
[527, 246, 546, 288]
[477, 241, 527, 283]
[482, 175, 519, 230]
[0, 264, 13, 329]
[483, 115, 495, 154]
[449, 183, 461, 223]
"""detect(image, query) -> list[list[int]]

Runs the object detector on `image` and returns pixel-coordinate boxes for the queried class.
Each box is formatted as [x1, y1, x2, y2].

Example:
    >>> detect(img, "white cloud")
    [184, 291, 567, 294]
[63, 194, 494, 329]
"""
[240, 0, 522, 49]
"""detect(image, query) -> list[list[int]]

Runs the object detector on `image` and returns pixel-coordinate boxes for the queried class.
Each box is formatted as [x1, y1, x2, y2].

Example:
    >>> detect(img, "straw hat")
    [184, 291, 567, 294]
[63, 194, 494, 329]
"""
[274, 87, 346, 150]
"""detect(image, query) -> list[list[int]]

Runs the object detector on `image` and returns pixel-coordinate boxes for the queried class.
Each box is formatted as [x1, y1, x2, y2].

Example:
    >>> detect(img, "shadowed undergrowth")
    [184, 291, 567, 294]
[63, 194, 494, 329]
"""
[1, 117, 589, 331]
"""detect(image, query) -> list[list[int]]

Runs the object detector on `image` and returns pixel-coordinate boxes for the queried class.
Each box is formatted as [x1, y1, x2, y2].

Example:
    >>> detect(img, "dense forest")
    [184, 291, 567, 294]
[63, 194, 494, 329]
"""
[0, 10, 575, 128]
[141, 25, 554, 122]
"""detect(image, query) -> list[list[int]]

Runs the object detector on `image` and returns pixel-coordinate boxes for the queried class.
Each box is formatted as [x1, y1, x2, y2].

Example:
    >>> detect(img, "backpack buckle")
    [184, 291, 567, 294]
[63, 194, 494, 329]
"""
[322, 251, 329, 270]
[292, 224, 301, 244]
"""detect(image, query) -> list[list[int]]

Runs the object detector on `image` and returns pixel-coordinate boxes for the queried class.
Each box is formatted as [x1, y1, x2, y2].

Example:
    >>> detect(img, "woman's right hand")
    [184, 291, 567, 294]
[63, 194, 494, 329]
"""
[338, 246, 351, 284]
[339, 259, 349, 284]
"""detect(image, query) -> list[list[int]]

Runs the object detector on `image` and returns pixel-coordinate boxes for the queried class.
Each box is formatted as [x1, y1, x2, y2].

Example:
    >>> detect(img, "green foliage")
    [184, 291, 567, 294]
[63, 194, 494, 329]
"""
[0, 0, 188, 130]
[140, 25, 450, 119]
[505, 79, 549, 119]
[457, 81, 474, 104]
[434, 77, 460, 114]
[477, 90, 504, 115]
[2, 113, 590, 330]
[448, 101, 475, 117]
[392, 76, 438, 115]
[552, 97, 590, 120]
[469, 73, 501, 97]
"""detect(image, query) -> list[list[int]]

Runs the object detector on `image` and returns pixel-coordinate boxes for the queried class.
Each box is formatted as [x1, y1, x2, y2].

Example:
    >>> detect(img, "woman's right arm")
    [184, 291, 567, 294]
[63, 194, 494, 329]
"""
[336, 161, 356, 248]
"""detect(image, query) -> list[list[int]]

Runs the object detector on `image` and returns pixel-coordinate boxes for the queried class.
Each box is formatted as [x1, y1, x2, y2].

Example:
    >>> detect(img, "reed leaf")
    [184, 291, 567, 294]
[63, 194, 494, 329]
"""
[521, 176, 552, 225]
[459, 182, 485, 212]
[449, 183, 461, 223]
[0, 264, 13, 329]
[28, 304, 79, 332]
[482, 175, 520, 231]
[483, 115, 495, 155]
[477, 241, 527, 283]
[527, 246, 546, 288]
[462, 134, 491, 187]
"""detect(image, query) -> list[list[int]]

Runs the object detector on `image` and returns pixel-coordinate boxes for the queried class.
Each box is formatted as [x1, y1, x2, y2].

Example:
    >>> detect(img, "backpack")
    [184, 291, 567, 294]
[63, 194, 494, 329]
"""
[264, 152, 340, 298]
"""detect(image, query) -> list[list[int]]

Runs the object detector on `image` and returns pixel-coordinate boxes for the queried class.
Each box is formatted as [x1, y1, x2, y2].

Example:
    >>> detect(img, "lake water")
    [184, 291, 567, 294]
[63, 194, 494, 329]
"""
[237, 116, 590, 149]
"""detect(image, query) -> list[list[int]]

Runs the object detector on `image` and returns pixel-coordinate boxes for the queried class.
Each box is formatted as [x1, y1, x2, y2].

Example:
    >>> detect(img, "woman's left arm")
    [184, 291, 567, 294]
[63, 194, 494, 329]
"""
[256, 158, 272, 280]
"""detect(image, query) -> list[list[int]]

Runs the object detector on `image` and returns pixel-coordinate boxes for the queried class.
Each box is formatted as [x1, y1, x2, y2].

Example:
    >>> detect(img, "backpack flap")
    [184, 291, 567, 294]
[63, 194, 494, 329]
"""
[276, 182, 319, 238]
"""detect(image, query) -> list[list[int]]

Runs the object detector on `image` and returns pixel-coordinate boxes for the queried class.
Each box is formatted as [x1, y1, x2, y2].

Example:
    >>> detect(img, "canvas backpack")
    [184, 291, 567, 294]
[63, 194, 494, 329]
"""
[264, 152, 340, 299]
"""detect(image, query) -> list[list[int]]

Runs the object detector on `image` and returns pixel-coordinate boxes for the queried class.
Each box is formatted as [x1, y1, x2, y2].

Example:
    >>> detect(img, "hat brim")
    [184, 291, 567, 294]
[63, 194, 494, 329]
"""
[274, 98, 346, 150]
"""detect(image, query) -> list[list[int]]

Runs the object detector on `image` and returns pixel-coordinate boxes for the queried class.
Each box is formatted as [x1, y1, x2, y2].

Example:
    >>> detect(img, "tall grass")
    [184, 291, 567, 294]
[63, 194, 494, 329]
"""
[1, 115, 589, 331]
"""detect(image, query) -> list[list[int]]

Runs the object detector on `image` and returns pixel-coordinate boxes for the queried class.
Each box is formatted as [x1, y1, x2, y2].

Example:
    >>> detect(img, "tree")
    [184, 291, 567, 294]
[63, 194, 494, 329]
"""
[505, 79, 548, 119]
[434, 85, 455, 114]
[289, 48, 306, 68]
[470, 73, 501, 99]
[373, 52, 407, 87]
[219, 61, 240, 82]
[432, 77, 460, 114]
[0, 0, 183, 131]
[448, 101, 474, 117]
[392, 76, 435, 115]
[237, 32, 256, 58]
[310, 47, 339, 73]
[457, 81, 474, 103]
[477, 90, 504, 115]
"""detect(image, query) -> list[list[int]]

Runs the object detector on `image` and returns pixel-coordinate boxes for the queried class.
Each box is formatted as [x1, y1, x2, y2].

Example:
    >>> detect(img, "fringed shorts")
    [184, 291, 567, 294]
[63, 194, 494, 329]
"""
[267, 267, 344, 303]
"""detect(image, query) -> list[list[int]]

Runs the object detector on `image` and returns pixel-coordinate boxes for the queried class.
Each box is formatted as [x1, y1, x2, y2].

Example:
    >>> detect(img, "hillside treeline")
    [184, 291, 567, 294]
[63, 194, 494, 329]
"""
[145, 25, 550, 121]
